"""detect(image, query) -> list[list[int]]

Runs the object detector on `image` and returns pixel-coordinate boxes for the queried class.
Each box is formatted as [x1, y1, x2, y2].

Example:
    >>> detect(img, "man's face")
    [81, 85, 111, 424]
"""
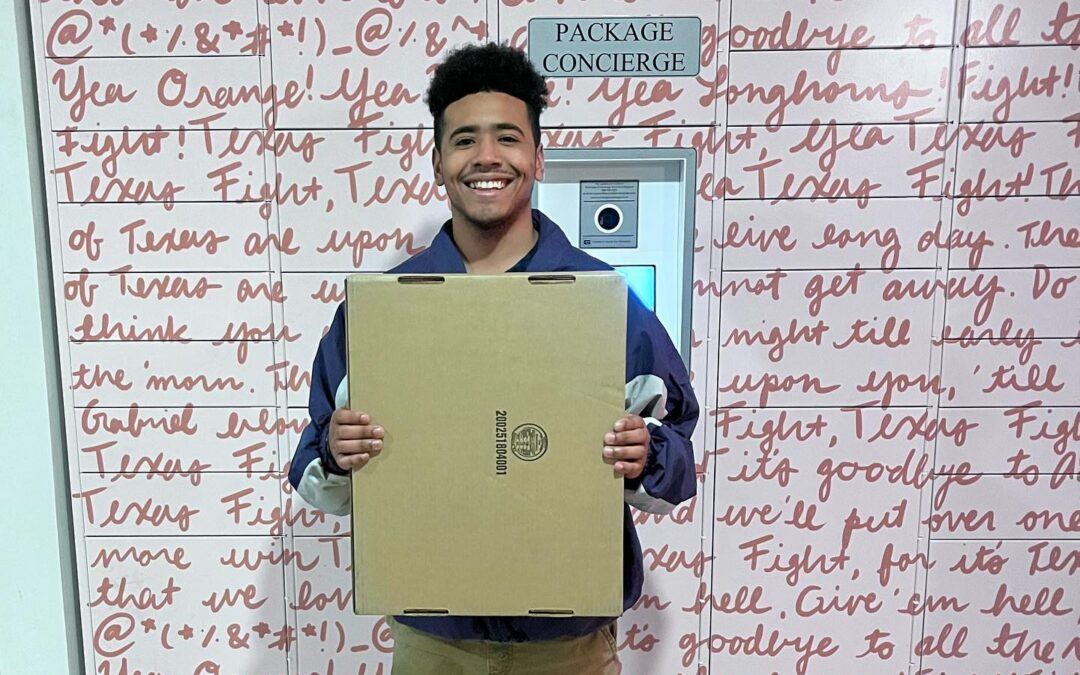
[433, 91, 544, 232]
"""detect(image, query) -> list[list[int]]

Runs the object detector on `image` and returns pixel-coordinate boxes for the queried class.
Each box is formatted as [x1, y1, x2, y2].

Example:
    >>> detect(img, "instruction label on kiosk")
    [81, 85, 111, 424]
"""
[580, 180, 638, 249]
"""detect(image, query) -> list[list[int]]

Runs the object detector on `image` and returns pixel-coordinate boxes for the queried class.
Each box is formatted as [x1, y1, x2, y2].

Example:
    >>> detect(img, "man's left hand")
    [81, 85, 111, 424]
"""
[603, 414, 650, 479]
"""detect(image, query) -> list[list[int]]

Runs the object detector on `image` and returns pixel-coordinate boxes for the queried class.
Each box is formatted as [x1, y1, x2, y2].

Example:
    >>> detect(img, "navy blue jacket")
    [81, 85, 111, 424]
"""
[288, 209, 698, 641]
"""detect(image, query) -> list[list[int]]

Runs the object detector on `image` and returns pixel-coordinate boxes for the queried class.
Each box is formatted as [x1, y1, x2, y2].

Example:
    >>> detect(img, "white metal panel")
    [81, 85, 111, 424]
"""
[953, 121, 1080, 200]
[710, 408, 925, 673]
[966, 0, 1080, 47]
[961, 45, 1080, 123]
[57, 202, 271, 272]
[721, 197, 944, 270]
[85, 536, 288, 673]
[273, 129, 443, 272]
[728, 47, 951, 126]
[717, 270, 938, 407]
[39, 0, 262, 58]
[731, 0, 955, 49]
[951, 196, 1079, 268]
[49, 129, 268, 204]
[725, 123, 949, 199]
[941, 338, 1080, 406]
[63, 271, 276, 342]
[935, 406, 1079, 473]
[69, 340, 279, 407]
[44, 56, 265, 129]
[74, 404, 286, 475]
[944, 267, 1080, 337]
[930, 474, 1080, 539]
[922, 540, 1080, 674]
[268, 0, 488, 128]
[75, 473, 283, 536]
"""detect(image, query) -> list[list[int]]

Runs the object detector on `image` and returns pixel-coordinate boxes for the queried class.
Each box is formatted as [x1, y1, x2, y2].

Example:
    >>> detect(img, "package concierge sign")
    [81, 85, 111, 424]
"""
[528, 17, 701, 77]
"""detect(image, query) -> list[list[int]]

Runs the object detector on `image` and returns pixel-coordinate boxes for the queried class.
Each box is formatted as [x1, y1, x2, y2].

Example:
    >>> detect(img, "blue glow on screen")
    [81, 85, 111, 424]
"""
[613, 265, 656, 311]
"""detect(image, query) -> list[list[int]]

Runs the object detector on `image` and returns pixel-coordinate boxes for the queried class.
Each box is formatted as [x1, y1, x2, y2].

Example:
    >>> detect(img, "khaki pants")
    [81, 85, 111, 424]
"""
[388, 617, 620, 675]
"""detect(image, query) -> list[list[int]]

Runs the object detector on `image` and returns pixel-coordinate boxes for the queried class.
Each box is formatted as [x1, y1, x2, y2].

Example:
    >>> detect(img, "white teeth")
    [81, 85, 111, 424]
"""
[468, 180, 507, 190]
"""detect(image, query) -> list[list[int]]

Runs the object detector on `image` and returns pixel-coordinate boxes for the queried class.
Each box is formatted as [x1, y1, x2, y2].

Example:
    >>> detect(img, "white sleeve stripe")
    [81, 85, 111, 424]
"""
[335, 376, 349, 409]
[297, 458, 351, 517]
[624, 483, 676, 515]
[625, 374, 668, 420]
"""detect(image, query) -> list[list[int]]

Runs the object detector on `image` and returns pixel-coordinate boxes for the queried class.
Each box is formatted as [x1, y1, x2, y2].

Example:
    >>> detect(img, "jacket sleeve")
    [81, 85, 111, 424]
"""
[288, 302, 352, 517]
[622, 296, 699, 514]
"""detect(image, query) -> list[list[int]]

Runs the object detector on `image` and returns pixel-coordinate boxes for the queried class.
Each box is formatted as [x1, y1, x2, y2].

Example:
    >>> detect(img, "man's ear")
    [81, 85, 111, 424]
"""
[534, 144, 545, 182]
[432, 146, 444, 186]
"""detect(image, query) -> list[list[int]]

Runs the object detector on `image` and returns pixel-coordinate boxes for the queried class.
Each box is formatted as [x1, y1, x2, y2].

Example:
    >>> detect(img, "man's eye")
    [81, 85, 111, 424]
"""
[455, 138, 474, 146]
[500, 136, 519, 143]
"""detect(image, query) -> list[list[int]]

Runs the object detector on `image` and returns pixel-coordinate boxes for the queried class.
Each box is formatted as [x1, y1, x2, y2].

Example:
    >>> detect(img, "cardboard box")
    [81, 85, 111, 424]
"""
[346, 272, 627, 617]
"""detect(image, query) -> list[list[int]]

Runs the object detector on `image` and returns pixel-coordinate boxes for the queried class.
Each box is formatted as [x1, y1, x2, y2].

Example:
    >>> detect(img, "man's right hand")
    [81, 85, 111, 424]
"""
[328, 408, 385, 472]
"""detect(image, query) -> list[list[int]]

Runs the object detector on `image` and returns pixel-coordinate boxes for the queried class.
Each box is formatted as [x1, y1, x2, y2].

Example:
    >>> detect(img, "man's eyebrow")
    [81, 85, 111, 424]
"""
[448, 125, 478, 138]
[448, 123, 525, 138]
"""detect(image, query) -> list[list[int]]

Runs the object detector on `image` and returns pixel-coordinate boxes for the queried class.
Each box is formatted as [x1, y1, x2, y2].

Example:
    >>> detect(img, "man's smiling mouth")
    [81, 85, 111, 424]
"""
[466, 179, 510, 191]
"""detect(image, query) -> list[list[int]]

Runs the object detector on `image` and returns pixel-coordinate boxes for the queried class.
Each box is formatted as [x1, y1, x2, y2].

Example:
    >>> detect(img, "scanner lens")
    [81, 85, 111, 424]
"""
[596, 206, 622, 232]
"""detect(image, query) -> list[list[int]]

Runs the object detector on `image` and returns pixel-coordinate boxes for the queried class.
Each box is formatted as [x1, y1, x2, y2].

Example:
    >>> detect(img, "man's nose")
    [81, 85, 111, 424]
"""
[472, 135, 502, 166]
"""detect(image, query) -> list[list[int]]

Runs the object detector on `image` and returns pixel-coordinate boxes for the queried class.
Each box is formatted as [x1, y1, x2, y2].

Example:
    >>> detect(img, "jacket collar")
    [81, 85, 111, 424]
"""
[425, 209, 572, 273]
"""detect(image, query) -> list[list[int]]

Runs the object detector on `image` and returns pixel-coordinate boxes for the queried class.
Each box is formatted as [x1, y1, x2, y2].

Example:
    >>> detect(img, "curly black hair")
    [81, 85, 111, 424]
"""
[425, 42, 548, 148]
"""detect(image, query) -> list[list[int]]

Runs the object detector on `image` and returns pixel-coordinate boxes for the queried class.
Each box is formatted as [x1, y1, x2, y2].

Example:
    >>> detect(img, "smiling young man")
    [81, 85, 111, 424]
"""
[289, 43, 698, 674]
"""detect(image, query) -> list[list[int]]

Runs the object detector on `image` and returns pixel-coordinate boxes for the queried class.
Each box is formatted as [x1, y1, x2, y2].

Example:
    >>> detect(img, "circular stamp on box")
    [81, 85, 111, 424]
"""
[511, 423, 548, 461]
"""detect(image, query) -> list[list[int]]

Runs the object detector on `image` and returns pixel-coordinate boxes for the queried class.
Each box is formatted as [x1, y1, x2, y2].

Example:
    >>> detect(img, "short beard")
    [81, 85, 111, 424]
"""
[454, 203, 524, 234]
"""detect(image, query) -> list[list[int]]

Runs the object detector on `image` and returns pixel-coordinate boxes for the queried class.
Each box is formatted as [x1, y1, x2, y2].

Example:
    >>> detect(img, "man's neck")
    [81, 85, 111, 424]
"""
[451, 211, 538, 274]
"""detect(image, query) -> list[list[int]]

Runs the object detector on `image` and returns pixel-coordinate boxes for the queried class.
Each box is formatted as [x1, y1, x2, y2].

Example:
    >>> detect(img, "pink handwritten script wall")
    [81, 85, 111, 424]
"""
[28, 0, 1078, 673]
